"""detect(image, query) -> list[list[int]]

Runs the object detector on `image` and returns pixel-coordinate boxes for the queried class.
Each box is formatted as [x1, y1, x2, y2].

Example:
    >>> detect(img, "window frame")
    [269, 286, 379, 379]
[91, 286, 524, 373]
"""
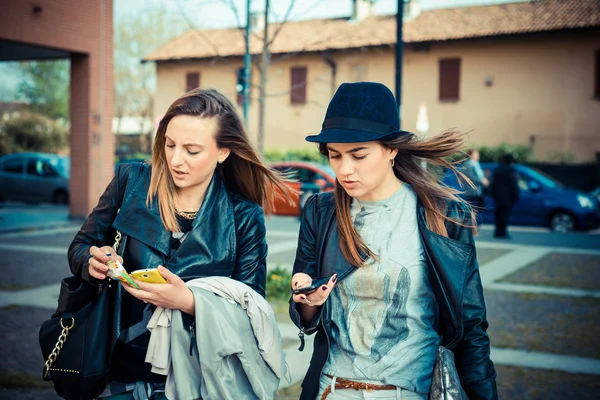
[438, 58, 461, 102]
[290, 66, 307, 105]
[186, 72, 200, 93]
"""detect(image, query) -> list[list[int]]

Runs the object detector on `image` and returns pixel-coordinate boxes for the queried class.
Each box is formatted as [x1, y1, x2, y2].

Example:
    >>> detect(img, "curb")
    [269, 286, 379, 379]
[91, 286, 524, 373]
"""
[0, 221, 82, 236]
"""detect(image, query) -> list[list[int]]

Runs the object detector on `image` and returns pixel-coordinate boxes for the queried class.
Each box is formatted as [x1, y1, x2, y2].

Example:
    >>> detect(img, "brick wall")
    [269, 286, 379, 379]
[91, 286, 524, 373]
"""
[0, 0, 114, 217]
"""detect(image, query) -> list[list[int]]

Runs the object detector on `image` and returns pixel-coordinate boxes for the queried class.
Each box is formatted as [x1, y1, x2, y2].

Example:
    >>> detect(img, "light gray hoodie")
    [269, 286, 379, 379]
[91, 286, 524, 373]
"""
[145, 277, 286, 400]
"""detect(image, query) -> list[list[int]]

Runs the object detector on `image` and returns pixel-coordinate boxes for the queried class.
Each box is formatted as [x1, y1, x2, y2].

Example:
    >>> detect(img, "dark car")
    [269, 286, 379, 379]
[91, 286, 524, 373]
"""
[0, 153, 70, 204]
[444, 163, 599, 233]
[269, 161, 335, 216]
[591, 186, 600, 206]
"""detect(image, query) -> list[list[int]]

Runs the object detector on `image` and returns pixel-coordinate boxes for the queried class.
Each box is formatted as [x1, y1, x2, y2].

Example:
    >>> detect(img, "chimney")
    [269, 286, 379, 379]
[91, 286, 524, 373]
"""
[403, 0, 421, 21]
[351, 0, 375, 22]
[250, 11, 265, 32]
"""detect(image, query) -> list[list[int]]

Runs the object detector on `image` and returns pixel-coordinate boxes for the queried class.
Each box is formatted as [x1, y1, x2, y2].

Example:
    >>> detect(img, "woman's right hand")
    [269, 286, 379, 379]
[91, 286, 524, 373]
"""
[291, 272, 338, 307]
[88, 245, 123, 280]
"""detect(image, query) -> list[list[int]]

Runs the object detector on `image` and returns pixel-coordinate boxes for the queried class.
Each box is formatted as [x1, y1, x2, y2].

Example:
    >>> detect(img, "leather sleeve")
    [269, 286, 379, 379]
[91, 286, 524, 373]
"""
[452, 205, 499, 400]
[232, 203, 267, 298]
[67, 164, 132, 283]
[288, 194, 323, 334]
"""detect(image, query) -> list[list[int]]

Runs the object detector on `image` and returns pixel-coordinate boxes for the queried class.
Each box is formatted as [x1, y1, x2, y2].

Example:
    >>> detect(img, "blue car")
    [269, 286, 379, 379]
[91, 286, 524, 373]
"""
[444, 163, 599, 233]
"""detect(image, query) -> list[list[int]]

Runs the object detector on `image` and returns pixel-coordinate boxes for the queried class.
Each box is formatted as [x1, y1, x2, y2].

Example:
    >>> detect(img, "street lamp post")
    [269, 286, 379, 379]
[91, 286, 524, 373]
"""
[395, 0, 404, 127]
[243, 0, 252, 123]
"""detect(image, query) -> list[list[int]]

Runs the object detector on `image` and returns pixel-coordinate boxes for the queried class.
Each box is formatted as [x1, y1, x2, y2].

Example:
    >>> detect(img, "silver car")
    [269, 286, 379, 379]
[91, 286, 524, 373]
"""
[0, 153, 70, 204]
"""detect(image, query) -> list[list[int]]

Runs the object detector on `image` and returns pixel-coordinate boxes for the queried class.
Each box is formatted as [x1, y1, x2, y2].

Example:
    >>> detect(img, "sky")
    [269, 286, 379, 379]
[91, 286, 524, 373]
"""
[114, 0, 528, 29]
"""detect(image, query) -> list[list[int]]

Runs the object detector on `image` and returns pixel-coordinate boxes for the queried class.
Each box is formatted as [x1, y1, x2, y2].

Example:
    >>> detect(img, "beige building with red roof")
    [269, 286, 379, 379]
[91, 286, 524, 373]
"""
[144, 0, 600, 162]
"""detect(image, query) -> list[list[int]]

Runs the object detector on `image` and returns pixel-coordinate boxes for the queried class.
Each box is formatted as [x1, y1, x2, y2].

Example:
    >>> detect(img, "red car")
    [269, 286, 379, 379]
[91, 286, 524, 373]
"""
[269, 161, 336, 216]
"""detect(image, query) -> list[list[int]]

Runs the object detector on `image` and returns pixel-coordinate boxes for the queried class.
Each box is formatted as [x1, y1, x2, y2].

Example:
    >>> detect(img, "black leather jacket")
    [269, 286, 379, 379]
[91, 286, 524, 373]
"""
[68, 163, 267, 382]
[289, 192, 498, 400]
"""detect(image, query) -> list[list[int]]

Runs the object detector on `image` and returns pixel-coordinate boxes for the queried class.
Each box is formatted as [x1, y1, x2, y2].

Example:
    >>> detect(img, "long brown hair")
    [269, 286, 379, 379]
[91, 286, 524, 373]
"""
[319, 129, 475, 267]
[148, 88, 295, 231]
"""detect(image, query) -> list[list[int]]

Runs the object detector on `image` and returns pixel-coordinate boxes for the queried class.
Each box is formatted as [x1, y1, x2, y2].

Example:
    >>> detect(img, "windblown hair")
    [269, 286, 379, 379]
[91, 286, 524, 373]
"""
[319, 129, 475, 267]
[148, 88, 295, 232]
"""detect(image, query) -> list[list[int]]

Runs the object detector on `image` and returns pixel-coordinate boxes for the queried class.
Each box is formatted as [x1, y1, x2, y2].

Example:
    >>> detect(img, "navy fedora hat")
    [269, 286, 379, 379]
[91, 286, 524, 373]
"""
[306, 82, 412, 143]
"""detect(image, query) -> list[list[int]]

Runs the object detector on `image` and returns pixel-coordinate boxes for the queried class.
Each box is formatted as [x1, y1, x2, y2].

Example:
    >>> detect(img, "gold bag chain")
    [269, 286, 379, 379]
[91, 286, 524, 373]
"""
[43, 230, 122, 377]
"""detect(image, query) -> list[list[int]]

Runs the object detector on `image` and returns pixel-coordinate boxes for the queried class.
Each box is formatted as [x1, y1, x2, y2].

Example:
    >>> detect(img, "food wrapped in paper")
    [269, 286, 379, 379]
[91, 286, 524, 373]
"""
[106, 259, 141, 289]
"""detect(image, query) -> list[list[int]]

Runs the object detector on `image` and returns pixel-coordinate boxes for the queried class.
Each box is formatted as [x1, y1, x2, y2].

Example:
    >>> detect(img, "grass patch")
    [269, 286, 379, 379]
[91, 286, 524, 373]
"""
[498, 253, 600, 291]
[266, 267, 294, 324]
[476, 248, 512, 266]
[269, 298, 291, 324]
[0, 372, 53, 389]
[485, 290, 600, 358]
[266, 267, 293, 302]
[0, 284, 32, 291]
[496, 365, 600, 400]
[0, 305, 21, 311]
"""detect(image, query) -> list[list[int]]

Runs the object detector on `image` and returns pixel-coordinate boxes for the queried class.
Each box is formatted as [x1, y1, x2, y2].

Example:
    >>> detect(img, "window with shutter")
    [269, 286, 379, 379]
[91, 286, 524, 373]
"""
[595, 50, 600, 99]
[439, 58, 460, 101]
[186, 72, 200, 93]
[291, 67, 307, 104]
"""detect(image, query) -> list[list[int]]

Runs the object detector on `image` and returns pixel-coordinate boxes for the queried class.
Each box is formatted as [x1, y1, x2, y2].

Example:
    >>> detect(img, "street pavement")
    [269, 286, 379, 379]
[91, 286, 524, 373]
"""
[1, 204, 600, 399]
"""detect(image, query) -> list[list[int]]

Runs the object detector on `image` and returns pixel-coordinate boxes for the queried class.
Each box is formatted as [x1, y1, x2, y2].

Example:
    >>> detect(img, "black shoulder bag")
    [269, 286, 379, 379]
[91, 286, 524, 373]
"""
[39, 230, 125, 400]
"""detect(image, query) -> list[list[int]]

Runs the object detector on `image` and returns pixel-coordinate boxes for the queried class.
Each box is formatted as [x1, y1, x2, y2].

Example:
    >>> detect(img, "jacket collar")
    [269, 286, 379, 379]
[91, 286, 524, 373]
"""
[113, 169, 234, 257]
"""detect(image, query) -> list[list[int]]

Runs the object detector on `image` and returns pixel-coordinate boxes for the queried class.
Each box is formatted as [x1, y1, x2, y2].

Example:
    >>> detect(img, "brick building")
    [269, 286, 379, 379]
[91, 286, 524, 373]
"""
[0, 0, 114, 217]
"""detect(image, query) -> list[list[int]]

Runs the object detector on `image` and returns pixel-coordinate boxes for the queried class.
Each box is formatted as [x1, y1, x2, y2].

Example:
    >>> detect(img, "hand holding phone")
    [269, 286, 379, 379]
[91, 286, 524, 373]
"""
[130, 268, 168, 284]
[292, 275, 334, 295]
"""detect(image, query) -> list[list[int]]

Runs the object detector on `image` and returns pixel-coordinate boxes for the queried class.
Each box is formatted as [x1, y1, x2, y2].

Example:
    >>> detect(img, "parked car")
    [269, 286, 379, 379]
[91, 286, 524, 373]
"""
[443, 163, 599, 233]
[269, 161, 336, 216]
[591, 186, 600, 206]
[0, 153, 70, 204]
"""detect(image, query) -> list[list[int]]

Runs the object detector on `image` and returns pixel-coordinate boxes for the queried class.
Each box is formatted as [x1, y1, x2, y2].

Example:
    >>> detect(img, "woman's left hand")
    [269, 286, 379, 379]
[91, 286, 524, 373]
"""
[121, 266, 195, 315]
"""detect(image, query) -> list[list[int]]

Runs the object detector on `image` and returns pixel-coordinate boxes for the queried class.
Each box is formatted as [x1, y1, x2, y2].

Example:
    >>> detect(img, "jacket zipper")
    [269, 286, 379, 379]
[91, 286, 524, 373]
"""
[189, 324, 196, 356]
[298, 327, 306, 351]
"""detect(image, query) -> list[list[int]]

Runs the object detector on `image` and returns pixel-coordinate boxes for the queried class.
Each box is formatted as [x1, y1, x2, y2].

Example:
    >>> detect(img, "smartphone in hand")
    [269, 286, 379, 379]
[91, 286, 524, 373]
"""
[131, 268, 168, 284]
[292, 276, 333, 295]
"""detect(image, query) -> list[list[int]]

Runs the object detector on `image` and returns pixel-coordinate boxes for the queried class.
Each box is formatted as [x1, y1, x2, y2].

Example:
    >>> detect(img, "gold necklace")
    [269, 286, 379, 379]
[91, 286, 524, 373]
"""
[175, 208, 198, 220]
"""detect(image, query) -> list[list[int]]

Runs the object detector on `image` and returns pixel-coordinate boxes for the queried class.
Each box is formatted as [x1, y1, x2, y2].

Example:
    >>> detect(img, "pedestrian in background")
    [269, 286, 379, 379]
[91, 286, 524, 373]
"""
[462, 149, 488, 208]
[289, 82, 497, 400]
[461, 149, 489, 225]
[490, 153, 520, 238]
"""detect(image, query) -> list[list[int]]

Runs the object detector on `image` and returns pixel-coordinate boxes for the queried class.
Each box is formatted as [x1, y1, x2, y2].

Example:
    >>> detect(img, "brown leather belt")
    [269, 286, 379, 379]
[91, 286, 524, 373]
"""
[321, 374, 397, 400]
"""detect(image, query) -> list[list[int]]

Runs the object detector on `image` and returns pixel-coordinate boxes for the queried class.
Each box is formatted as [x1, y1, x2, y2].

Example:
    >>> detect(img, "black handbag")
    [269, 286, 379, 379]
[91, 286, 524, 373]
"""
[39, 231, 124, 400]
[429, 345, 469, 400]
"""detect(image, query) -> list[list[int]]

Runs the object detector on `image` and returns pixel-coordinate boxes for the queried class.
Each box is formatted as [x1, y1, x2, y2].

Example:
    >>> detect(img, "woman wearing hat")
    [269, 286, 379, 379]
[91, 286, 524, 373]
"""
[289, 82, 497, 400]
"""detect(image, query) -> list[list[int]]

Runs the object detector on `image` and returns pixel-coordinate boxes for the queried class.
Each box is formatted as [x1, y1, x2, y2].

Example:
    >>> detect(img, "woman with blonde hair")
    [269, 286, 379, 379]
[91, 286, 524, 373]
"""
[290, 82, 497, 400]
[68, 88, 294, 398]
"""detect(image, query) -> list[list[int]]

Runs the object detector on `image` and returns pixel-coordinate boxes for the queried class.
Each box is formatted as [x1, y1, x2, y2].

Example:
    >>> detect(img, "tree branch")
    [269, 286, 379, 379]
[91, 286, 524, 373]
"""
[267, 0, 296, 48]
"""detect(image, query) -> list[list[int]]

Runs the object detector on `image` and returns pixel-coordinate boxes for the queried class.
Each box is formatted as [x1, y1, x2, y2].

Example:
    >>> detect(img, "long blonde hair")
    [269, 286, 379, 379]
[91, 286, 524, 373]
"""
[148, 88, 295, 231]
[319, 129, 475, 267]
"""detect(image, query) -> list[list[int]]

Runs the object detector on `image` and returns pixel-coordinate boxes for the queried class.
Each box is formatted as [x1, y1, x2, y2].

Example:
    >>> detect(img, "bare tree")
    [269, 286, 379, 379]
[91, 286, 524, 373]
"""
[223, 0, 296, 155]
[114, 8, 186, 150]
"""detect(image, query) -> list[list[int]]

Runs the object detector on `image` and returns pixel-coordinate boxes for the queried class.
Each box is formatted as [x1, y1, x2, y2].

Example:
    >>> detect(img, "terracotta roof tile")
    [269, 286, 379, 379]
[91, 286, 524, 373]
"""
[143, 0, 600, 62]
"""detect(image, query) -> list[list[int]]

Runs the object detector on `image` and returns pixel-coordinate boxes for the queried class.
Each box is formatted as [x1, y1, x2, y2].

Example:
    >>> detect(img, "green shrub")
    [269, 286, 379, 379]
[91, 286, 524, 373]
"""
[476, 142, 534, 163]
[0, 112, 68, 155]
[443, 142, 535, 166]
[266, 266, 293, 302]
[264, 147, 326, 164]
